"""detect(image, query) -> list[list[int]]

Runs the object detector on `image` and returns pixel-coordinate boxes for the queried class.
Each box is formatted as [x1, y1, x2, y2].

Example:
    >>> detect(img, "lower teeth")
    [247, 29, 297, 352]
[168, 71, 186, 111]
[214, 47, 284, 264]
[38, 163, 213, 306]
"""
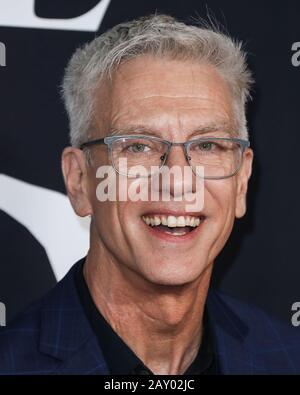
[154, 225, 193, 235]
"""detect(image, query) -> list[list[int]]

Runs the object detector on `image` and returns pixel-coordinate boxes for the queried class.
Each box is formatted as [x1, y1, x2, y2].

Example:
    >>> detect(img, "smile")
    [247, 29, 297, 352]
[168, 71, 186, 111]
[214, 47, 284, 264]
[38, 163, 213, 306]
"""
[142, 214, 203, 237]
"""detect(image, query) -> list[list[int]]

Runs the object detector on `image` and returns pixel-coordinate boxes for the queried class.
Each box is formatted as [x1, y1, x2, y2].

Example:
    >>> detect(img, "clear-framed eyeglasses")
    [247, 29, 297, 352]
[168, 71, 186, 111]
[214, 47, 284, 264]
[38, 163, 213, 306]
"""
[80, 134, 250, 180]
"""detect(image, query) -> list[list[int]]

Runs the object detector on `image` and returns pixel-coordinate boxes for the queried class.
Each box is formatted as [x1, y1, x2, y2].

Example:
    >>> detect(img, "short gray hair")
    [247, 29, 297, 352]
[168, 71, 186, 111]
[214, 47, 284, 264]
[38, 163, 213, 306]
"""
[62, 14, 253, 148]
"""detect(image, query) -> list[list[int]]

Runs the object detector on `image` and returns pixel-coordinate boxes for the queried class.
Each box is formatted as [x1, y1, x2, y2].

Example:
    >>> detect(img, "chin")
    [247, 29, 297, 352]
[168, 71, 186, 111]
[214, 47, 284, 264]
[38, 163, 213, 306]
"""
[138, 259, 209, 287]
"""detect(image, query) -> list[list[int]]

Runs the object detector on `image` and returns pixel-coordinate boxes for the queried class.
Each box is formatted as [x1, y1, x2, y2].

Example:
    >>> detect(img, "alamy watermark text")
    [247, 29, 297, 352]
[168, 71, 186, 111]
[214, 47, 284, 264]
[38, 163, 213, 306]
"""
[0, 42, 6, 67]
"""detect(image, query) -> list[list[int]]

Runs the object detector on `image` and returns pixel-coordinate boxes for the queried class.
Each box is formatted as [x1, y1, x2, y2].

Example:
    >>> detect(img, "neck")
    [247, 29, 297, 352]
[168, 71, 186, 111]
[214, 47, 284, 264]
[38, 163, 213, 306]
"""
[84, 242, 213, 375]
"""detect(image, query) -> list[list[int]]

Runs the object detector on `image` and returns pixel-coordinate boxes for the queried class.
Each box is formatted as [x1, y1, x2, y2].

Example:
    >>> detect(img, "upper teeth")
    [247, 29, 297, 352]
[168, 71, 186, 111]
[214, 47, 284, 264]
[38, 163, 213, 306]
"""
[142, 215, 201, 228]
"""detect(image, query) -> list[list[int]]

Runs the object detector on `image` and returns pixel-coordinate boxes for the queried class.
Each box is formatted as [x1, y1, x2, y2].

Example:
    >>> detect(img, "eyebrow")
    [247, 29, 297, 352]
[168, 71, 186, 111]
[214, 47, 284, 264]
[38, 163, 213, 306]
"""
[189, 123, 236, 138]
[109, 122, 235, 139]
[110, 125, 161, 137]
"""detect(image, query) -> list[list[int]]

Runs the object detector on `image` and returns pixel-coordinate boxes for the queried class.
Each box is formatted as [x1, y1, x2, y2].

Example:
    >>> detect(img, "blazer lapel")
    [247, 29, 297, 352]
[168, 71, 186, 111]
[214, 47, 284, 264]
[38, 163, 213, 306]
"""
[207, 290, 254, 374]
[53, 336, 109, 375]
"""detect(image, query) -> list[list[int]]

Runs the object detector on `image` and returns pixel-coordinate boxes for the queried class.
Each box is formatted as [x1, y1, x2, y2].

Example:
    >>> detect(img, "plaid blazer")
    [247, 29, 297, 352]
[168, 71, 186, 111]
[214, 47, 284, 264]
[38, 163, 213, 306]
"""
[0, 259, 299, 375]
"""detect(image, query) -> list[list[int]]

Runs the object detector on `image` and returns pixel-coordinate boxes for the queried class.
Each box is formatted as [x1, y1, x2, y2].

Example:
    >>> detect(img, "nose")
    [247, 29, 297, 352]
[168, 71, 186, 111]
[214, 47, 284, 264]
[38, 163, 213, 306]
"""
[165, 144, 189, 168]
[161, 145, 196, 199]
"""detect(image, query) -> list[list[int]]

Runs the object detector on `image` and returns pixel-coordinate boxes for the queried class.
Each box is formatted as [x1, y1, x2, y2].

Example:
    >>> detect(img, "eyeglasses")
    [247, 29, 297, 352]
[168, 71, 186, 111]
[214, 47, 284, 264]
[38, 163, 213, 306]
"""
[80, 134, 250, 180]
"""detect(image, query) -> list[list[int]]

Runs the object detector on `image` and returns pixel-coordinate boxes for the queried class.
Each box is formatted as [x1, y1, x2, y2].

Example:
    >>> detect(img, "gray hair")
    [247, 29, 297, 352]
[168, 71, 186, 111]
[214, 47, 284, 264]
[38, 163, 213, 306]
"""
[62, 14, 253, 148]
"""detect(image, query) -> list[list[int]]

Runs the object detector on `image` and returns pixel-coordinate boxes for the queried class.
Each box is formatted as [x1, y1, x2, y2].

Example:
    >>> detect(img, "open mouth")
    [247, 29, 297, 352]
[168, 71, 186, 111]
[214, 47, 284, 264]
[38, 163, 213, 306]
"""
[142, 215, 204, 237]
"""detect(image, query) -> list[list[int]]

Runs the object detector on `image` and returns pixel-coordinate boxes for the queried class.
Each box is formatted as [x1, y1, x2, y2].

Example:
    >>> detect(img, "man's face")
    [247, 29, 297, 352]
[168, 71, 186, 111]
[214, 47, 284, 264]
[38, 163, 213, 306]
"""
[66, 55, 253, 286]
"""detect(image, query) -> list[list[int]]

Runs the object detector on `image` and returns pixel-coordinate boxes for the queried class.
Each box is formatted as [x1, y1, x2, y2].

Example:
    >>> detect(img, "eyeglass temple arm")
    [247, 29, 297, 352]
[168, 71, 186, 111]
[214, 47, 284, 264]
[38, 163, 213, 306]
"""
[80, 138, 106, 150]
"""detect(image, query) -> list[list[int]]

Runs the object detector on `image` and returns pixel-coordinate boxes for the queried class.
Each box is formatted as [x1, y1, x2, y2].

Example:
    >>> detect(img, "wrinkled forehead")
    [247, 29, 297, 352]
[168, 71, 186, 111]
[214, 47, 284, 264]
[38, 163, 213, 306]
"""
[93, 55, 236, 139]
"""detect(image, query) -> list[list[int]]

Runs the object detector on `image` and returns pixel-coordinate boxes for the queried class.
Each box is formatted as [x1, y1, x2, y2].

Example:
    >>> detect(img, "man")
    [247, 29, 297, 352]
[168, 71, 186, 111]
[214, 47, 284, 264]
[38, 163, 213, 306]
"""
[0, 14, 299, 375]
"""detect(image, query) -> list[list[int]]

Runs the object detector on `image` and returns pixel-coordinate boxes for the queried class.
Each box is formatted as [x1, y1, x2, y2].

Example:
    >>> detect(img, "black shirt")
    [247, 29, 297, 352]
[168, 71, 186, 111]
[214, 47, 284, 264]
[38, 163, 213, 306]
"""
[75, 260, 218, 375]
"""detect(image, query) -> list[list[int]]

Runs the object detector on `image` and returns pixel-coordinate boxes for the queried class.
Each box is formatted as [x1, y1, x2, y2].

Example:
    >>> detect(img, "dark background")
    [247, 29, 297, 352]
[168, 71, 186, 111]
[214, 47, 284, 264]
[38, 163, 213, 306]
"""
[0, 0, 299, 324]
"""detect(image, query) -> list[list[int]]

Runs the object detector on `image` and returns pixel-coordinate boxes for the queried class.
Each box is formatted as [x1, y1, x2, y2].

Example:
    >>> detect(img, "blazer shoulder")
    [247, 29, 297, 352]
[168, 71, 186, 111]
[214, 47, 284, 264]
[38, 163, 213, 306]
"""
[208, 289, 300, 374]
[0, 261, 81, 375]
[0, 297, 54, 374]
[209, 289, 300, 344]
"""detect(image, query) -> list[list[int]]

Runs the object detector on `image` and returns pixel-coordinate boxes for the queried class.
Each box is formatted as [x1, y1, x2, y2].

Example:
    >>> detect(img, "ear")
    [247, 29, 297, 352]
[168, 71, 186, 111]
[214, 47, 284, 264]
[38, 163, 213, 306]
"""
[61, 147, 92, 217]
[235, 148, 254, 218]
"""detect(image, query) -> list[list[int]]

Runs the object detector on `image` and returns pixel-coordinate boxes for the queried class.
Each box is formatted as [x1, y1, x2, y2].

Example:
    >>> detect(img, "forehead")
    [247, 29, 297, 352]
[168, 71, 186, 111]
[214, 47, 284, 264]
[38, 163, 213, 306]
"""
[95, 55, 235, 136]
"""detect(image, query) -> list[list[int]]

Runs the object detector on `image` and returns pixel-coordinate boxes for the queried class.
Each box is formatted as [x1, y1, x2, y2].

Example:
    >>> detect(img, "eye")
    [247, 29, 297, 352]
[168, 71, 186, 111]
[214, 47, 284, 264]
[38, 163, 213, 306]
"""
[127, 143, 150, 153]
[198, 142, 215, 151]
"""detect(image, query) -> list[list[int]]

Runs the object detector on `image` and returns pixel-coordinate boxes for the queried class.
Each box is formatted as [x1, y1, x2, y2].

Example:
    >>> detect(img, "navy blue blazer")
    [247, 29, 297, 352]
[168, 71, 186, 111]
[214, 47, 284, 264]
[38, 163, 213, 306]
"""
[0, 260, 300, 375]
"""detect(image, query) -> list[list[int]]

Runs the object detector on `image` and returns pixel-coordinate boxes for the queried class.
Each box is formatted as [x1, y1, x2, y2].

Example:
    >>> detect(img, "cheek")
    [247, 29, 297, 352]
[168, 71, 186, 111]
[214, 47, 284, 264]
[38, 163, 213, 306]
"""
[201, 181, 237, 262]
[88, 171, 120, 235]
[205, 180, 237, 229]
[88, 168, 142, 237]
[91, 196, 140, 247]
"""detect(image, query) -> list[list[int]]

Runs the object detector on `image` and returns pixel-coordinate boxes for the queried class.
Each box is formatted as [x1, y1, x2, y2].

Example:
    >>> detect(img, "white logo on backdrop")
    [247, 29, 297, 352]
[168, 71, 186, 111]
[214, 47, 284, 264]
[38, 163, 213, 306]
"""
[0, 0, 111, 32]
[0, 175, 90, 280]
[0, 1, 110, 280]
